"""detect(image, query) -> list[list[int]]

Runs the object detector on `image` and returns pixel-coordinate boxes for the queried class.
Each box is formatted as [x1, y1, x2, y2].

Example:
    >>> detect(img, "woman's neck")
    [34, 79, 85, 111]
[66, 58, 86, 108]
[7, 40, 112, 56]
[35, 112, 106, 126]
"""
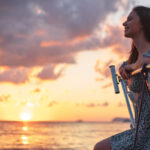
[133, 34, 150, 55]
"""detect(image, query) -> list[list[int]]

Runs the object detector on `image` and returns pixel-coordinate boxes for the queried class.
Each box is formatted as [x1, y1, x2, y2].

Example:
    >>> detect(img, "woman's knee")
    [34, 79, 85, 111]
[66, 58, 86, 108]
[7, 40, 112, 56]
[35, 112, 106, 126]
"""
[94, 137, 112, 150]
[94, 141, 105, 150]
[94, 141, 101, 150]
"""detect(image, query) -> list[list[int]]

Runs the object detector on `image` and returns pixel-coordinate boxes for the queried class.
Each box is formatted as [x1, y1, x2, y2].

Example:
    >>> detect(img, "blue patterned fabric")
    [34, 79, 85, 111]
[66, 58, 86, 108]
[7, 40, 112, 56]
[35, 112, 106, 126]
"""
[110, 72, 150, 150]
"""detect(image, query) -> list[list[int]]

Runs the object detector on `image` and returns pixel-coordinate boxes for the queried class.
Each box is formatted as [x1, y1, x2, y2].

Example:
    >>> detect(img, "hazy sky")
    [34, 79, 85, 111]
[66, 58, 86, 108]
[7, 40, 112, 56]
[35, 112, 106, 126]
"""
[0, 0, 150, 121]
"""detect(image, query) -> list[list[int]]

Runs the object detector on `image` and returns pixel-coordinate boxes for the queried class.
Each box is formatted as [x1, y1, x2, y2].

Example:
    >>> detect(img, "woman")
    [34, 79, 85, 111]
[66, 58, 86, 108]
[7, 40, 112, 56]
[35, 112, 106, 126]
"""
[94, 6, 150, 150]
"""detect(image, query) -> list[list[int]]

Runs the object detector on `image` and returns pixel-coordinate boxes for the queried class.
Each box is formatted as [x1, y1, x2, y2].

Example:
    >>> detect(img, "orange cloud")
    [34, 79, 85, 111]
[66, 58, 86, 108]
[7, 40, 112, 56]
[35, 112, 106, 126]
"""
[40, 41, 62, 47]
[70, 35, 89, 45]
[40, 35, 89, 48]
[32, 88, 41, 93]
[35, 29, 46, 36]
[48, 101, 58, 107]
[0, 94, 11, 103]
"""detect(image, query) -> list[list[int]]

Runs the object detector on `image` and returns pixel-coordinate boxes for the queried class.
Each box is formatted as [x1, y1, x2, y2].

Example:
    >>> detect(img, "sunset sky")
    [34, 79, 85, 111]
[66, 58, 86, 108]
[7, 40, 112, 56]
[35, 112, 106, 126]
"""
[0, 0, 150, 122]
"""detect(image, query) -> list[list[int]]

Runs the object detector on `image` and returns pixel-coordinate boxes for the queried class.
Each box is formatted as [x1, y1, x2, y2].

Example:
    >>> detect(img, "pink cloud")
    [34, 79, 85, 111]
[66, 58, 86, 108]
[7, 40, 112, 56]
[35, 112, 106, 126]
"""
[0, 0, 131, 68]
[0, 68, 29, 84]
[0, 0, 133, 83]
[37, 64, 65, 80]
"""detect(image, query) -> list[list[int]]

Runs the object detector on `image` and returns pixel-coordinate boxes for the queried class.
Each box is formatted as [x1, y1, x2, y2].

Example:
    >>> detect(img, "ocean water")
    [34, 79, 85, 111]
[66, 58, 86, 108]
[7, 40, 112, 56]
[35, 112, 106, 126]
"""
[0, 121, 130, 150]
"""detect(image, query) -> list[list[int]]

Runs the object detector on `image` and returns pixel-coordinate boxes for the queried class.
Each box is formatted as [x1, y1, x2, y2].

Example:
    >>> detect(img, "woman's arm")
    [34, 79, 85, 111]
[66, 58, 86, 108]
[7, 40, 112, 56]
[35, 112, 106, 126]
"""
[119, 61, 131, 80]
[125, 56, 150, 71]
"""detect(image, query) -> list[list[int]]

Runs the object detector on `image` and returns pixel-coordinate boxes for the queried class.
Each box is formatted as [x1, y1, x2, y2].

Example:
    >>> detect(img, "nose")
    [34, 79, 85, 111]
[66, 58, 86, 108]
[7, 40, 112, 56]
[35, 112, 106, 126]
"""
[122, 21, 127, 27]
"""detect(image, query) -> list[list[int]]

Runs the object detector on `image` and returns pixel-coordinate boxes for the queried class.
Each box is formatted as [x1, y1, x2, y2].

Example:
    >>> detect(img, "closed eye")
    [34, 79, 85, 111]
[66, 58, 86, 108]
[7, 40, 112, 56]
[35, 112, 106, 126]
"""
[127, 16, 132, 21]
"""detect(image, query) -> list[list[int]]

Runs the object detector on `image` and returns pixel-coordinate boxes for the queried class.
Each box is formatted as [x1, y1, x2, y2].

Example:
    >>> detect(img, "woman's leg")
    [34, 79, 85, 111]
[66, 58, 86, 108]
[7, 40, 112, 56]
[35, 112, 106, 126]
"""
[94, 137, 112, 150]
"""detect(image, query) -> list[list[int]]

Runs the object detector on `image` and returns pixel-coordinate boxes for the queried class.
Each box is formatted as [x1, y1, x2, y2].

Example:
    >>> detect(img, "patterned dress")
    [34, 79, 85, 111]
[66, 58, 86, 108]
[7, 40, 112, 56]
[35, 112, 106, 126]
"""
[110, 72, 150, 150]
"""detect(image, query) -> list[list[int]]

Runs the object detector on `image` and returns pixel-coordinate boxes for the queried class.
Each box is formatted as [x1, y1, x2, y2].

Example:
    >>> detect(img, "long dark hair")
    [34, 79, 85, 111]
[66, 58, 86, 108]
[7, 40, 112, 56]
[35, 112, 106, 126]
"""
[127, 43, 138, 64]
[128, 6, 150, 64]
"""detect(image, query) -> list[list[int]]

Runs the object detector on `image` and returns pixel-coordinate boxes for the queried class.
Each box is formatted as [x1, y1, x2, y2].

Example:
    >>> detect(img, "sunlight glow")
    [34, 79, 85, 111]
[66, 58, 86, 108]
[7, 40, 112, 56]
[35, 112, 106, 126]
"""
[26, 102, 34, 107]
[20, 112, 32, 121]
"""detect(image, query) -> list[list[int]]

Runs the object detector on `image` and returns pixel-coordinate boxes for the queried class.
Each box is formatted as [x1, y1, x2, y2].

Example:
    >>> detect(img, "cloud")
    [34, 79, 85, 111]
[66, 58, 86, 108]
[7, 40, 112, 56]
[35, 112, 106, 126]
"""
[0, 94, 11, 103]
[86, 103, 97, 107]
[37, 64, 65, 80]
[32, 88, 41, 93]
[0, 0, 131, 68]
[0, 0, 134, 84]
[101, 82, 112, 89]
[95, 60, 115, 86]
[83, 101, 109, 108]
[48, 101, 58, 107]
[101, 101, 109, 107]
[0, 68, 29, 84]
[95, 59, 113, 78]
[118, 101, 126, 107]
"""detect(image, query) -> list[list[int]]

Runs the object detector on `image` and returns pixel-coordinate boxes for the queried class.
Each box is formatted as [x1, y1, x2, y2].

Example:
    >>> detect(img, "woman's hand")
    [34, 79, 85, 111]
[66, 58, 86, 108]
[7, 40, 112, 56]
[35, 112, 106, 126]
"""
[119, 64, 133, 79]
[124, 64, 135, 72]
[119, 64, 133, 88]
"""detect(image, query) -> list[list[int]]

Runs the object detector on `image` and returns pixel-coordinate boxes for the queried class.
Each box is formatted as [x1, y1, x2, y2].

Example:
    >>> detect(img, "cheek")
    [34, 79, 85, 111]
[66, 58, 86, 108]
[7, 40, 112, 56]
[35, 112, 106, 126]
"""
[132, 21, 142, 33]
[135, 25, 141, 32]
[128, 24, 141, 36]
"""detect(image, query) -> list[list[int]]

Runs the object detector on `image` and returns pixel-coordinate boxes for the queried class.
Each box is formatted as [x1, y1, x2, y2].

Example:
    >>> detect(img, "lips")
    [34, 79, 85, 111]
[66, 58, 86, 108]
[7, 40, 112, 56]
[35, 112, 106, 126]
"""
[124, 27, 129, 32]
[125, 29, 128, 32]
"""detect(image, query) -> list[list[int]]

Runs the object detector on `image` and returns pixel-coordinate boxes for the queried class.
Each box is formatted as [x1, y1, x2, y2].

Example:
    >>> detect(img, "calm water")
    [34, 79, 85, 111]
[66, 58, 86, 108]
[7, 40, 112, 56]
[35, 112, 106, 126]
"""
[0, 121, 130, 150]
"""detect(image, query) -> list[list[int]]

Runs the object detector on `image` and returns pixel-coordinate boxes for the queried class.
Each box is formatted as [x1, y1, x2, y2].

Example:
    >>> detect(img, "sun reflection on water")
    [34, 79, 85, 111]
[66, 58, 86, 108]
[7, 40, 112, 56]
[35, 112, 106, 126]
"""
[22, 126, 28, 131]
[21, 135, 28, 145]
[21, 125, 29, 145]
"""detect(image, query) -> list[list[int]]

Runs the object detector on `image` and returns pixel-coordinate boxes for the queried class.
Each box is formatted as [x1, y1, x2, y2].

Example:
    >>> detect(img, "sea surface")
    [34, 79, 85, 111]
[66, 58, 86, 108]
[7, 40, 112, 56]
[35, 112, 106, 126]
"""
[0, 121, 131, 150]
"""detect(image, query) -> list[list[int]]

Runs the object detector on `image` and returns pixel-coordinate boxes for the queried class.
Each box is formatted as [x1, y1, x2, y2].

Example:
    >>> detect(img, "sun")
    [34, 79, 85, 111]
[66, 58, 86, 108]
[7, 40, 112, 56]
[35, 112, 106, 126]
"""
[20, 112, 32, 121]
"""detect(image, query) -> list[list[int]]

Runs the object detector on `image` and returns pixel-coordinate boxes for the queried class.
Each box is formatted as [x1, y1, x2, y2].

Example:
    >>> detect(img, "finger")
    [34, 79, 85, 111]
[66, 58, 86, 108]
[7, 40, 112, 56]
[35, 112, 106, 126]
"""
[119, 69, 123, 75]
[124, 71, 130, 79]
[122, 70, 130, 79]
[119, 67, 125, 76]
[121, 70, 126, 79]
[119, 66, 124, 73]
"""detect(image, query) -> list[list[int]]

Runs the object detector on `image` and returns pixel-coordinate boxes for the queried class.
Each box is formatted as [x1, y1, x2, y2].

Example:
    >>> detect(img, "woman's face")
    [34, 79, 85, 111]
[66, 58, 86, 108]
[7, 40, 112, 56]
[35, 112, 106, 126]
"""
[123, 10, 142, 38]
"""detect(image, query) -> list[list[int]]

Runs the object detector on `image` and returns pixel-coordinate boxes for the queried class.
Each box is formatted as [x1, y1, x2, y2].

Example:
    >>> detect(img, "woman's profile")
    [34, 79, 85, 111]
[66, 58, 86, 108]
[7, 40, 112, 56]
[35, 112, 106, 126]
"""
[94, 6, 150, 150]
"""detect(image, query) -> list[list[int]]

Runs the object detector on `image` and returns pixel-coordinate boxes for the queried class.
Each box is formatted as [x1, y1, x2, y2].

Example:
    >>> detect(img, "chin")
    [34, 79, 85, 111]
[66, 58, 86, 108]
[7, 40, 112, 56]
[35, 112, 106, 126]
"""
[124, 32, 132, 38]
[124, 34, 130, 38]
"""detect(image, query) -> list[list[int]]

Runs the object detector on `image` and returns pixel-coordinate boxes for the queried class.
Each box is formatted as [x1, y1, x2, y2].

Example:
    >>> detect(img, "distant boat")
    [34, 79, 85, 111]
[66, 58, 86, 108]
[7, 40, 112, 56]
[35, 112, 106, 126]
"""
[76, 119, 83, 123]
[112, 117, 130, 123]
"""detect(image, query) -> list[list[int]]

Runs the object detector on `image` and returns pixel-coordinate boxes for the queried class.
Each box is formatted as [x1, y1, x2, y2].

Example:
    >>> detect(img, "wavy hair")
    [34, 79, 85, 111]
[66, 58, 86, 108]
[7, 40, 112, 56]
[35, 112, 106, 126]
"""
[128, 6, 150, 64]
